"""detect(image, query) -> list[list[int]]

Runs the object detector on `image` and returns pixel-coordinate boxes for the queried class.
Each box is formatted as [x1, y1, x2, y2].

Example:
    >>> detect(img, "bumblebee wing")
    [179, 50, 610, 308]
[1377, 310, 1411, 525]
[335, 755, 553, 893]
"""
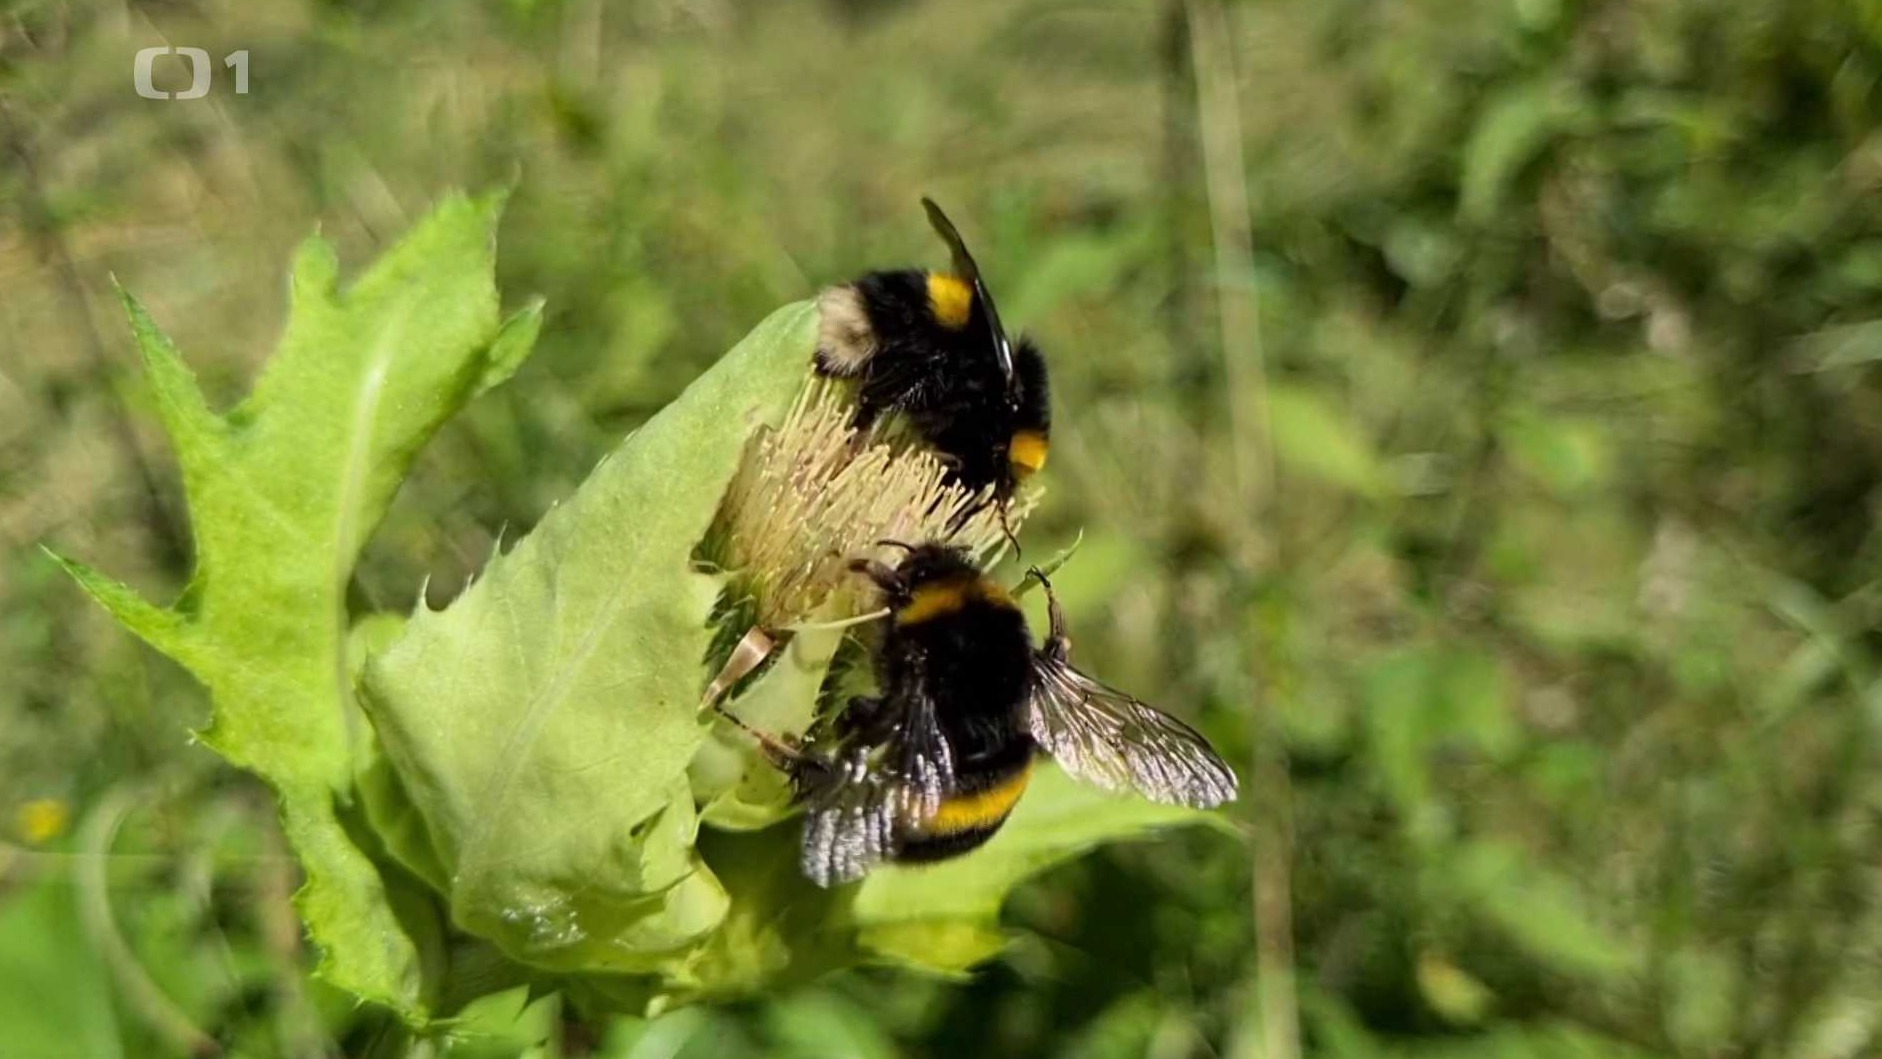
[1025, 655, 1239, 808]
[799, 750, 902, 887]
[890, 681, 957, 821]
[921, 197, 1015, 386]
[798, 686, 958, 886]
[921, 197, 983, 285]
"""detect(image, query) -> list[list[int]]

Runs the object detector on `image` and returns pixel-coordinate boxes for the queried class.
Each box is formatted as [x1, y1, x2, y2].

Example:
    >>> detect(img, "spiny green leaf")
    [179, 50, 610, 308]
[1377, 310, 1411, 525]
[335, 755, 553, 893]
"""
[41, 552, 190, 663]
[66, 210, 1241, 1010]
[646, 826, 855, 1009]
[478, 299, 546, 396]
[119, 286, 224, 485]
[851, 765, 1231, 973]
[54, 191, 536, 1021]
[358, 301, 818, 974]
[650, 765, 1231, 998]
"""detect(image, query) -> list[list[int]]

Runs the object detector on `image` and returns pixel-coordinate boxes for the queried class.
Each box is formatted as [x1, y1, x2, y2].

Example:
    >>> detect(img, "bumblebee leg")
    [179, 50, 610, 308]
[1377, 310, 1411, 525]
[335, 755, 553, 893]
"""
[698, 626, 806, 765]
[996, 499, 1022, 559]
[848, 558, 905, 597]
[1026, 566, 1072, 662]
[783, 741, 841, 792]
[799, 694, 890, 761]
[708, 705, 806, 770]
[940, 481, 992, 535]
[834, 695, 896, 743]
[833, 393, 890, 464]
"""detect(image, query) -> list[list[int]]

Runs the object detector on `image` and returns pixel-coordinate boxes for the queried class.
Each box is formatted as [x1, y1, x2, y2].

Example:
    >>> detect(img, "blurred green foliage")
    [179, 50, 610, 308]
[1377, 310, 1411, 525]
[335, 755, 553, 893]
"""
[5, 0, 1882, 1055]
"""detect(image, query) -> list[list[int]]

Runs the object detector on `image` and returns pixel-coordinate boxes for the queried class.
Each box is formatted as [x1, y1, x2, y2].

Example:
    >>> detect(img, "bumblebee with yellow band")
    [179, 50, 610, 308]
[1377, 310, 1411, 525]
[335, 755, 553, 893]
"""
[768, 542, 1238, 886]
[815, 199, 1051, 508]
[702, 201, 1233, 884]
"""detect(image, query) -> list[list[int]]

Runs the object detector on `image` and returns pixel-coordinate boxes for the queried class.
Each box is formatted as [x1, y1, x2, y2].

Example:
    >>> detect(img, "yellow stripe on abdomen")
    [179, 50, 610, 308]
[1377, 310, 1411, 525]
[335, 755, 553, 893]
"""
[914, 761, 1033, 837]
[1009, 430, 1049, 477]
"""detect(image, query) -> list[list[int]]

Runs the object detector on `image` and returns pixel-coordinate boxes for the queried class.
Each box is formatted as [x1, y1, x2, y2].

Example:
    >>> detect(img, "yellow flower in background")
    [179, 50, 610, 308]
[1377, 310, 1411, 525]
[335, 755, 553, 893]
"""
[15, 798, 71, 844]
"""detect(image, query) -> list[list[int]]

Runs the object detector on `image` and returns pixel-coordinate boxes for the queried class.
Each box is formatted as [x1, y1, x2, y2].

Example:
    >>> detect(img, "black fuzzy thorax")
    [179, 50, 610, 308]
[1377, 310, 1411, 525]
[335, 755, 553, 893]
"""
[877, 593, 1035, 772]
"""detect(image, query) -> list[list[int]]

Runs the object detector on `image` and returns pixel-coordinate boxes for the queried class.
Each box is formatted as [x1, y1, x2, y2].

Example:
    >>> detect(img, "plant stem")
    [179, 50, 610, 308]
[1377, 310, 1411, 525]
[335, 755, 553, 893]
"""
[1185, 2, 1299, 1057]
[77, 787, 222, 1058]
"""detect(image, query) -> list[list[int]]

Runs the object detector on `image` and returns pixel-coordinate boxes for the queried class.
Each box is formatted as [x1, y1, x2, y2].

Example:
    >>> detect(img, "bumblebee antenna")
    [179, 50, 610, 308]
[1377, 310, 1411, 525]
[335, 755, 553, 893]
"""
[849, 557, 905, 595]
[998, 501, 1023, 560]
[921, 197, 1016, 388]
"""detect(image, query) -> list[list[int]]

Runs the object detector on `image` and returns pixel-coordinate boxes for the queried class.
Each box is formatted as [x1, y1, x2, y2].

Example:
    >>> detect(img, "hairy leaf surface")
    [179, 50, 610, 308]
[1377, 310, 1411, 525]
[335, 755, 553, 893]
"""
[359, 302, 819, 972]
[52, 192, 536, 1020]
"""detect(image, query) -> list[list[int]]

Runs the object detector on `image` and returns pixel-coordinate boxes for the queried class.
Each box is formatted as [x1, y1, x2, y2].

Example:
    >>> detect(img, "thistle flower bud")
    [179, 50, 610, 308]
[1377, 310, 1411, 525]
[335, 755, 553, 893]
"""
[702, 379, 1030, 636]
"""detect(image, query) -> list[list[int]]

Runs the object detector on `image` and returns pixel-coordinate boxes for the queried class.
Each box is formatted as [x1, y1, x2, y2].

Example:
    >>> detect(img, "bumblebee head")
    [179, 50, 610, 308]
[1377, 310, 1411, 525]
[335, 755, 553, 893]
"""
[849, 541, 978, 605]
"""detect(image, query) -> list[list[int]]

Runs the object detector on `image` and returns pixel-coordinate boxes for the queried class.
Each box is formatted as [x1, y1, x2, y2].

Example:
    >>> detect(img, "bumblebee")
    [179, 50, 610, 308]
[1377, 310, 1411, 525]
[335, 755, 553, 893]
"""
[815, 200, 1051, 507]
[783, 543, 1238, 886]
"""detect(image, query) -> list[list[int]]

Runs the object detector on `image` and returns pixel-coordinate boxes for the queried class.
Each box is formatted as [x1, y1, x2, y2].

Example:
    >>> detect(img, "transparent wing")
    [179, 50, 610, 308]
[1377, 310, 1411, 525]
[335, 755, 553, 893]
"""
[1026, 656, 1238, 808]
[890, 685, 955, 822]
[797, 684, 957, 887]
[798, 748, 901, 887]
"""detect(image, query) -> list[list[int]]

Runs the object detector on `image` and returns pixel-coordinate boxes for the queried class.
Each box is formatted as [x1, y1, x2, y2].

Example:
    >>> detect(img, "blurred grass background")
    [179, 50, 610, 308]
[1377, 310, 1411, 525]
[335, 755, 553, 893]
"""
[6, 0, 1882, 1055]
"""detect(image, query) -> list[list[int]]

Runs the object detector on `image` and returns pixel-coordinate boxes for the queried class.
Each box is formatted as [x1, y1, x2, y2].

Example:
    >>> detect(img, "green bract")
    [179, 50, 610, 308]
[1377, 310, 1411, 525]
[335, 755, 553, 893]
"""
[358, 299, 819, 973]
[57, 192, 1229, 1024]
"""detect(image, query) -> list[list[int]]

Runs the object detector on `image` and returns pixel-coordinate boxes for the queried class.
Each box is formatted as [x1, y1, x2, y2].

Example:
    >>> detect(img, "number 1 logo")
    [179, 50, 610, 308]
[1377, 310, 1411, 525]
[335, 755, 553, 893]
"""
[134, 48, 249, 100]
